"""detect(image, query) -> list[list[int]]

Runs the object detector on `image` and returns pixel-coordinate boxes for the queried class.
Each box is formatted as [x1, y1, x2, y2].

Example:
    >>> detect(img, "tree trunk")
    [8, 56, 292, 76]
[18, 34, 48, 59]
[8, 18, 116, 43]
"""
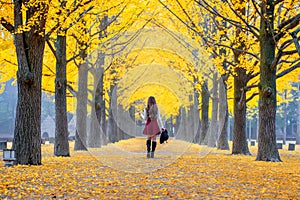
[256, 0, 281, 161]
[187, 93, 195, 141]
[177, 107, 187, 141]
[188, 104, 195, 142]
[184, 107, 190, 141]
[95, 15, 108, 136]
[95, 61, 106, 136]
[193, 88, 201, 144]
[107, 101, 114, 143]
[129, 105, 136, 137]
[88, 73, 102, 148]
[230, 0, 250, 155]
[256, 113, 259, 141]
[12, 1, 47, 165]
[74, 63, 88, 151]
[297, 81, 300, 144]
[88, 107, 102, 147]
[116, 104, 132, 141]
[248, 120, 251, 140]
[174, 113, 180, 137]
[54, 35, 70, 156]
[107, 84, 117, 143]
[232, 68, 250, 155]
[200, 80, 209, 145]
[282, 100, 287, 144]
[208, 72, 219, 147]
[217, 76, 229, 150]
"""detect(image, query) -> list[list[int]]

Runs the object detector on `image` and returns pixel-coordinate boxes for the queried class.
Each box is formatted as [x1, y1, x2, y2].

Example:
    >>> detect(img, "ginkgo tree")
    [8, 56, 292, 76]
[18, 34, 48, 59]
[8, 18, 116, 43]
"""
[159, 0, 259, 153]
[40, 0, 149, 149]
[71, 0, 153, 148]
[46, 0, 94, 156]
[0, 0, 49, 165]
[157, 0, 300, 161]
[2, 0, 299, 165]
[194, 0, 300, 161]
[156, 0, 231, 149]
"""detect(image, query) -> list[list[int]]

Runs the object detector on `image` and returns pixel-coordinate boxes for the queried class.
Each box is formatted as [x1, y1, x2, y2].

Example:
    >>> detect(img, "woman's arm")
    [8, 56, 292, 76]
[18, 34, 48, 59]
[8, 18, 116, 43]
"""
[144, 109, 147, 120]
[139, 108, 147, 120]
[157, 107, 164, 129]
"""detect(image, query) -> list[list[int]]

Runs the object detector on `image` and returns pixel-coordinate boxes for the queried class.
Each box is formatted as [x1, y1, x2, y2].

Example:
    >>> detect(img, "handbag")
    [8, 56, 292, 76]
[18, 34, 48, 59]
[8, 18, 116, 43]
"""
[160, 129, 169, 144]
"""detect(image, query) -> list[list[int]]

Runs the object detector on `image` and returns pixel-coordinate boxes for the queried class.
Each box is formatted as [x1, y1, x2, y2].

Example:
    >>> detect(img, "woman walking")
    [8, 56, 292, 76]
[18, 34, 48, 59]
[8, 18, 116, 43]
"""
[141, 96, 164, 158]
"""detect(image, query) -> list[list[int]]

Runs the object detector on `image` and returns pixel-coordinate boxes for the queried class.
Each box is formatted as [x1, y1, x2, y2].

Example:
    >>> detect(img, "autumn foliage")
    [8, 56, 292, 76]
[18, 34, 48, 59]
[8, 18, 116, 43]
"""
[1, 138, 299, 199]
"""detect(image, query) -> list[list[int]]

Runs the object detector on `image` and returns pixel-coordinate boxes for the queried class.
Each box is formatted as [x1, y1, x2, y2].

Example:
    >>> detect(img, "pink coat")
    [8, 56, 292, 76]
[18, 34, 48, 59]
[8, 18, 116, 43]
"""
[143, 118, 161, 136]
[142, 105, 163, 136]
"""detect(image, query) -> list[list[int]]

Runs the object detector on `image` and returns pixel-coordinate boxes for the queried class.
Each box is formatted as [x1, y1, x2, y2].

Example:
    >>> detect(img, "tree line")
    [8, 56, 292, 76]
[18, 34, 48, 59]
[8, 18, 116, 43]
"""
[0, 0, 299, 165]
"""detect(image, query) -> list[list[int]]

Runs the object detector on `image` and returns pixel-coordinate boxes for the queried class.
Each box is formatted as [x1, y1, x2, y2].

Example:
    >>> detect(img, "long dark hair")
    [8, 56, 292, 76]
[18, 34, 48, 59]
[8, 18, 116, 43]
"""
[146, 96, 156, 112]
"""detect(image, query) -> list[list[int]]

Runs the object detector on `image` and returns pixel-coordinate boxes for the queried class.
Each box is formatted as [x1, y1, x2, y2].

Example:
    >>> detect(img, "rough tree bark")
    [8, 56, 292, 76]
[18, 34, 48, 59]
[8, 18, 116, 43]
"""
[297, 81, 300, 144]
[174, 113, 181, 138]
[193, 88, 201, 144]
[208, 72, 219, 147]
[256, 0, 281, 161]
[74, 63, 88, 151]
[177, 107, 188, 141]
[54, 35, 70, 156]
[94, 15, 108, 139]
[6, 1, 48, 165]
[232, 68, 250, 155]
[184, 107, 190, 141]
[107, 84, 118, 143]
[95, 65, 106, 138]
[282, 98, 287, 143]
[231, 0, 251, 155]
[88, 73, 102, 148]
[200, 80, 209, 145]
[217, 76, 229, 150]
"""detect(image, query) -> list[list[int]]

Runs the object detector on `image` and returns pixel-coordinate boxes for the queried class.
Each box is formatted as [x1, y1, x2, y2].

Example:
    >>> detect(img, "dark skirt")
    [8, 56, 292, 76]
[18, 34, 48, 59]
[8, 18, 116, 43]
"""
[143, 118, 161, 136]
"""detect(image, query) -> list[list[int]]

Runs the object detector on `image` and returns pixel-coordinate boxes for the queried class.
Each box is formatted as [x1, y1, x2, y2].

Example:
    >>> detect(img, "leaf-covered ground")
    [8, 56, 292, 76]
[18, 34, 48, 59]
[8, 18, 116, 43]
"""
[1, 138, 299, 199]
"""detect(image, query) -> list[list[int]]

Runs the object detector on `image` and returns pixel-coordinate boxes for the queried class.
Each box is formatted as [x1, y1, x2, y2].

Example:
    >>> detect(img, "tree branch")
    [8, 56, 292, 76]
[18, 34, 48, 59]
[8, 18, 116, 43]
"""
[0, 17, 14, 33]
[248, 71, 260, 81]
[43, 63, 56, 75]
[158, 0, 201, 38]
[217, 43, 260, 60]
[246, 92, 259, 102]
[245, 84, 259, 90]
[290, 27, 300, 56]
[90, 4, 128, 38]
[46, 0, 94, 37]
[224, 0, 260, 37]
[276, 61, 300, 79]
[63, 5, 94, 32]
[277, 14, 300, 31]
[195, 0, 260, 38]
[3, 59, 17, 66]
[274, 0, 284, 5]
[175, 0, 199, 32]
[275, 14, 300, 41]
[45, 38, 58, 61]
[278, 58, 300, 65]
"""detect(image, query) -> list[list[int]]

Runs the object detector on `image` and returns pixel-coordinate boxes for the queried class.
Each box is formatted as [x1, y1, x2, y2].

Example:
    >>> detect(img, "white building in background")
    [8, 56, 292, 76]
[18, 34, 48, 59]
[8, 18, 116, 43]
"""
[41, 115, 76, 139]
[41, 115, 55, 138]
[68, 115, 76, 138]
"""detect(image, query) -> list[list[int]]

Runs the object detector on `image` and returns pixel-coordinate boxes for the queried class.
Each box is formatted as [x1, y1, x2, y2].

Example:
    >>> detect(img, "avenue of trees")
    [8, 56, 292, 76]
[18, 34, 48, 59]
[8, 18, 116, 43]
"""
[0, 0, 299, 165]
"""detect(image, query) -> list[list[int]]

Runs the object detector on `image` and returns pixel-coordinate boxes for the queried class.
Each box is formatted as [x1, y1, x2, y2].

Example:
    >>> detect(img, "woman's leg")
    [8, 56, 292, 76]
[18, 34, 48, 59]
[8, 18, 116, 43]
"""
[151, 135, 157, 158]
[146, 136, 151, 158]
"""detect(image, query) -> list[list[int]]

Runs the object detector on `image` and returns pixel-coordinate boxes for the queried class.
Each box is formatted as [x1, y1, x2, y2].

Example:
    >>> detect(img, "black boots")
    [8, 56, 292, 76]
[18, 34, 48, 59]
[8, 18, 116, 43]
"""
[146, 140, 157, 158]
[146, 140, 151, 158]
[151, 141, 157, 158]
